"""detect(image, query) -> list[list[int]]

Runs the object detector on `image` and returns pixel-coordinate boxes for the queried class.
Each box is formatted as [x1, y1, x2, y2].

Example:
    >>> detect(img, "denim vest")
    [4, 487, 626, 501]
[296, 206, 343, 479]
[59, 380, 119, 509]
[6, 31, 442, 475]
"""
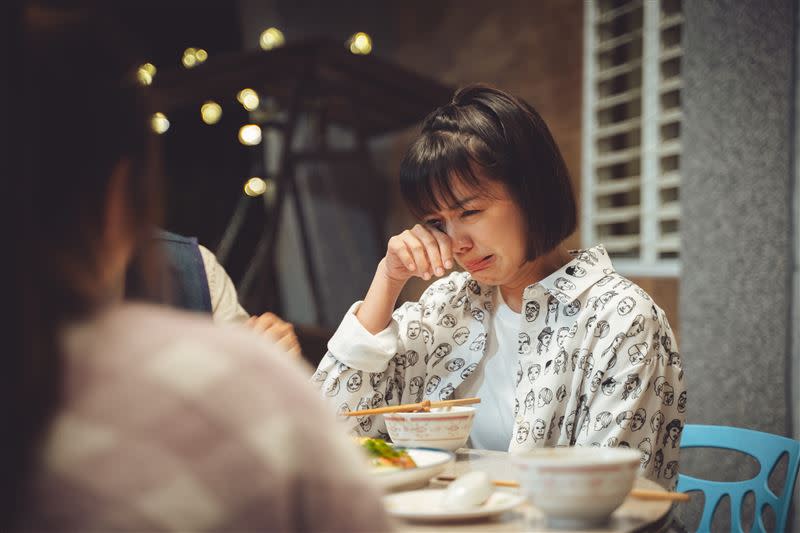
[125, 230, 212, 313]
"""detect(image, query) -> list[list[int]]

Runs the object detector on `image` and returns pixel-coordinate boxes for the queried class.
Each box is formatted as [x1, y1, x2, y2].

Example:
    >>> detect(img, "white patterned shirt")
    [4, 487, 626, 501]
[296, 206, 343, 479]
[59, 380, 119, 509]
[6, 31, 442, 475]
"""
[312, 245, 686, 489]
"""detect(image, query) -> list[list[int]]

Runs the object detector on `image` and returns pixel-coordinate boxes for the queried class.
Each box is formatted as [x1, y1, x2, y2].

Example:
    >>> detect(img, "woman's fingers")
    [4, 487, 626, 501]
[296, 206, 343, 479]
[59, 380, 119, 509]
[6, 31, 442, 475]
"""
[428, 226, 454, 271]
[387, 235, 416, 273]
[402, 229, 431, 279]
[411, 224, 445, 278]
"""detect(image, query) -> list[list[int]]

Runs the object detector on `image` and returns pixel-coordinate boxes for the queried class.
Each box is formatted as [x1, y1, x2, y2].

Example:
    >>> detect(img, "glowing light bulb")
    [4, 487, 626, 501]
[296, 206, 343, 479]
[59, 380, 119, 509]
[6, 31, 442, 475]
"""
[182, 47, 197, 68]
[259, 27, 285, 50]
[238, 124, 262, 145]
[136, 62, 156, 86]
[348, 32, 372, 55]
[244, 177, 268, 197]
[200, 101, 222, 125]
[151, 112, 170, 134]
[237, 88, 260, 111]
[195, 48, 208, 63]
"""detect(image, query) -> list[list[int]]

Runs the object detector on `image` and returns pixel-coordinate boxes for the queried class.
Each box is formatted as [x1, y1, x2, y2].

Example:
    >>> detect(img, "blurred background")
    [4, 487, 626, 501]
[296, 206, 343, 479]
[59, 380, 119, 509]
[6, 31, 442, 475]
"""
[80, 0, 799, 528]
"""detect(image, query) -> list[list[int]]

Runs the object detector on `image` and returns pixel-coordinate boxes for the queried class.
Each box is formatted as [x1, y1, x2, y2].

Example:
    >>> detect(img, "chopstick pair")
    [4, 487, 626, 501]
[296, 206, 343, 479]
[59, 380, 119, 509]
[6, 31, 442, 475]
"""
[341, 397, 481, 417]
[433, 475, 690, 502]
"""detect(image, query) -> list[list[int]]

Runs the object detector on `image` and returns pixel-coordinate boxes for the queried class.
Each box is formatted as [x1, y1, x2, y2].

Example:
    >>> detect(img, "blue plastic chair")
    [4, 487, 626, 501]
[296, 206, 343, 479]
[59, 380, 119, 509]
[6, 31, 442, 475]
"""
[676, 424, 800, 533]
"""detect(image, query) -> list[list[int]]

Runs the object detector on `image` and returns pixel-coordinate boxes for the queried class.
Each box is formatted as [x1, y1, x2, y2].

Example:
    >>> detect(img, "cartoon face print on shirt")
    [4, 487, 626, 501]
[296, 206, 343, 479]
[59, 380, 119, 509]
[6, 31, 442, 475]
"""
[651, 410, 665, 437]
[654, 376, 675, 406]
[579, 352, 595, 379]
[533, 419, 546, 442]
[467, 279, 481, 295]
[528, 363, 541, 384]
[523, 300, 540, 323]
[638, 438, 653, 468]
[556, 384, 567, 402]
[337, 402, 351, 416]
[616, 410, 633, 429]
[407, 320, 421, 340]
[524, 389, 536, 414]
[555, 277, 576, 292]
[394, 350, 419, 369]
[601, 377, 617, 396]
[452, 327, 470, 345]
[516, 422, 531, 444]
[444, 358, 465, 372]
[409, 376, 424, 402]
[421, 325, 433, 345]
[325, 377, 341, 396]
[422, 302, 435, 318]
[595, 411, 612, 431]
[312, 369, 328, 383]
[628, 342, 649, 365]
[537, 388, 553, 407]
[516, 362, 524, 386]
[590, 370, 605, 392]
[428, 343, 452, 367]
[617, 296, 636, 316]
[554, 350, 568, 374]
[536, 327, 553, 354]
[677, 391, 687, 413]
[627, 314, 646, 338]
[622, 374, 642, 400]
[438, 314, 458, 328]
[450, 292, 468, 308]
[514, 398, 520, 418]
[461, 363, 478, 380]
[518, 333, 532, 355]
[470, 333, 487, 352]
[471, 309, 485, 323]
[356, 397, 372, 432]
[566, 264, 587, 277]
[653, 449, 664, 477]
[545, 295, 559, 325]
[439, 383, 455, 400]
[631, 408, 647, 431]
[346, 372, 363, 393]
[563, 299, 581, 317]
[663, 419, 683, 448]
[663, 461, 678, 480]
[425, 375, 441, 396]
[586, 316, 610, 339]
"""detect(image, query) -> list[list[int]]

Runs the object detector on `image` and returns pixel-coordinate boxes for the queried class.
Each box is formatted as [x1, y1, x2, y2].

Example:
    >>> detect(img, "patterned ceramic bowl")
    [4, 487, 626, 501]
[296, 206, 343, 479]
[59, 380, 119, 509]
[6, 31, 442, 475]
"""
[383, 406, 476, 451]
[511, 447, 642, 529]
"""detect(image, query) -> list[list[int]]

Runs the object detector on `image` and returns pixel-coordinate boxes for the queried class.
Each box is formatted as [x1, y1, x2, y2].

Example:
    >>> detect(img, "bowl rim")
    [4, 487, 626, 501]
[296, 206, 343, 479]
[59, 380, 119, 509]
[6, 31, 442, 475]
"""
[383, 406, 477, 420]
[511, 446, 642, 467]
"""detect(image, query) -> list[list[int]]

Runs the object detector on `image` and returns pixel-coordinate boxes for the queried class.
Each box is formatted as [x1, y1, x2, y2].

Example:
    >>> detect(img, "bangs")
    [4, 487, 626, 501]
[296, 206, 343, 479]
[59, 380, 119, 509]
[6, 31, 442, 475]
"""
[399, 131, 499, 219]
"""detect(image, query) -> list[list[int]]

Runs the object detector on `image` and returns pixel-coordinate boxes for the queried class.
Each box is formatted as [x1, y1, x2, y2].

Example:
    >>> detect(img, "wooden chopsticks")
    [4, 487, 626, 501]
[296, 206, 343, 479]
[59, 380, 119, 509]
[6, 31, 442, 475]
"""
[341, 397, 481, 417]
[433, 475, 690, 502]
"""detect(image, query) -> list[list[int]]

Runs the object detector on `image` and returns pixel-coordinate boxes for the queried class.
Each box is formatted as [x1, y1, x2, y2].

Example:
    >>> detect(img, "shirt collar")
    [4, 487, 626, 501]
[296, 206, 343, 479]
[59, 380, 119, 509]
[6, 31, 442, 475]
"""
[459, 244, 615, 307]
[532, 244, 615, 304]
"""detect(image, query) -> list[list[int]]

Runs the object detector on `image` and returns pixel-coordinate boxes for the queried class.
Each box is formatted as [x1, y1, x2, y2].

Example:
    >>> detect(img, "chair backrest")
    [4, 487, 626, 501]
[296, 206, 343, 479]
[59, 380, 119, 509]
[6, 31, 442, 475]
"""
[676, 424, 800, 533]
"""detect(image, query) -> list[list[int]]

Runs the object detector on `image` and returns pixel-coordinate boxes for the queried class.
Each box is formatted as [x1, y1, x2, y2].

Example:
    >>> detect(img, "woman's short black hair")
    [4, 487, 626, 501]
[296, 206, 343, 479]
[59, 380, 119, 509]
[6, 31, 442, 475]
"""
[399, 84, 577, 260]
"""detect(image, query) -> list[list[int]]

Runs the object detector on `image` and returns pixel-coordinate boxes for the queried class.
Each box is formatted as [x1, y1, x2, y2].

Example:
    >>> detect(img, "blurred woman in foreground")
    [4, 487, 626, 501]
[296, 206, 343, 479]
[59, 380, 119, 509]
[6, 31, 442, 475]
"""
[5, 5, 390, 531]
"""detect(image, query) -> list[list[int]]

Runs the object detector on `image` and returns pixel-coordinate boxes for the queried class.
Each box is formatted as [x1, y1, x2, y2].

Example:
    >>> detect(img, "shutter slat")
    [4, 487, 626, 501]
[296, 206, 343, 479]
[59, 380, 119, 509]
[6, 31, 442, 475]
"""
[595, 117, 641, 138]
[596, 29, 642, 53]
[596, 176, 641, 195]
[659, 201, 680, 220]
[596, 60, 642, 82]
[596, 88, 642, 110]
[596, 147, 641, 168]
[596, 0, 642, 24]
[595, 205, 640, 224]
[601, 235, 641, 253]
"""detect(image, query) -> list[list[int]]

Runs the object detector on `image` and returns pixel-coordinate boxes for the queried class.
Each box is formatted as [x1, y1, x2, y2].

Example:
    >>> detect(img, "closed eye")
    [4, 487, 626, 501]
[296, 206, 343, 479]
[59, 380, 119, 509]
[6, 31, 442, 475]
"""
[461, 210, 481, 218]
[424, 219, 444, 231]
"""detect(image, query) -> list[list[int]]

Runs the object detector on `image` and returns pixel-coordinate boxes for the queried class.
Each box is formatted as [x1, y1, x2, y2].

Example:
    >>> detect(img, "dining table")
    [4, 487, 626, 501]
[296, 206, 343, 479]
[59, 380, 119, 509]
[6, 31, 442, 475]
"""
[389, 448, 677, 533]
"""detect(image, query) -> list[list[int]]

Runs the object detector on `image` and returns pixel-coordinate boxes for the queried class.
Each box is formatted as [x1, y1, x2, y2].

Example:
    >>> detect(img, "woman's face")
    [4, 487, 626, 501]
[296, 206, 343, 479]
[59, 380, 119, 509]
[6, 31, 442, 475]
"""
[423, 176, 529, 287]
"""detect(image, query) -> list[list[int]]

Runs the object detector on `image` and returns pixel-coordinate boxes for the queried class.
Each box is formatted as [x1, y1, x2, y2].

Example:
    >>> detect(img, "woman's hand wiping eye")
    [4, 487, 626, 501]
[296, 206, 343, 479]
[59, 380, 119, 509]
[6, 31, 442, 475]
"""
[383, 223, 454, 283]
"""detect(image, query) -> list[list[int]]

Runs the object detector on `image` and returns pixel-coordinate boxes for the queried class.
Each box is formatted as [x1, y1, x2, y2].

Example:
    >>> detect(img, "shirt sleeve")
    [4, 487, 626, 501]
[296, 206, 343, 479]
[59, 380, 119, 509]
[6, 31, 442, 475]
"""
[198, 245, 249, 323]
[574, 309, 685, 490]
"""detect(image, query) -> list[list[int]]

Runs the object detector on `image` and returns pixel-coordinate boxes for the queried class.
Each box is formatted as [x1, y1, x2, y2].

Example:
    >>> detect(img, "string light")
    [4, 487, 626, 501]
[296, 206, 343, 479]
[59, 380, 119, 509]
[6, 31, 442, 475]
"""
[136, 63, 157, 86]
[182, 47, 208, 68]
[236, 88, 260, 111]
[348, 32, 372, 55]
[151, 112, 170, 134]
[200, 101, 222, 125]
[238, 124, 262, 145]
[244, 177, 268, 197]
[259, 27, 285, 50]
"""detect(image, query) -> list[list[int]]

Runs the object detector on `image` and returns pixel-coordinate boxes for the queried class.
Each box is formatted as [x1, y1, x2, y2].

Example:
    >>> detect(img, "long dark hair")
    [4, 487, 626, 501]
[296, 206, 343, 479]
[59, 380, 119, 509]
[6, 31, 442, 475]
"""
[5, 4, 161, 525]
[399, 84, 576, 260]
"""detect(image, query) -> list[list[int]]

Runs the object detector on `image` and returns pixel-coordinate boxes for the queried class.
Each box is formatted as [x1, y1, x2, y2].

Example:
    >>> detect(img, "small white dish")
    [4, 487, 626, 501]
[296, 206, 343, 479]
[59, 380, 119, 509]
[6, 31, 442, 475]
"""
[383, 488, 526, 521]
[441, 471, 493, 509]
[370, 448, 455, 491]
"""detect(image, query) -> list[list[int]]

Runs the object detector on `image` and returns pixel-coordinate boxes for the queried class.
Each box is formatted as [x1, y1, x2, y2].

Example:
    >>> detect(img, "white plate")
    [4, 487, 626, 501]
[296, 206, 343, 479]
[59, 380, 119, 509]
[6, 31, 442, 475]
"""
[370, 448, 455, 491]
[383, 488, 526, 521]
